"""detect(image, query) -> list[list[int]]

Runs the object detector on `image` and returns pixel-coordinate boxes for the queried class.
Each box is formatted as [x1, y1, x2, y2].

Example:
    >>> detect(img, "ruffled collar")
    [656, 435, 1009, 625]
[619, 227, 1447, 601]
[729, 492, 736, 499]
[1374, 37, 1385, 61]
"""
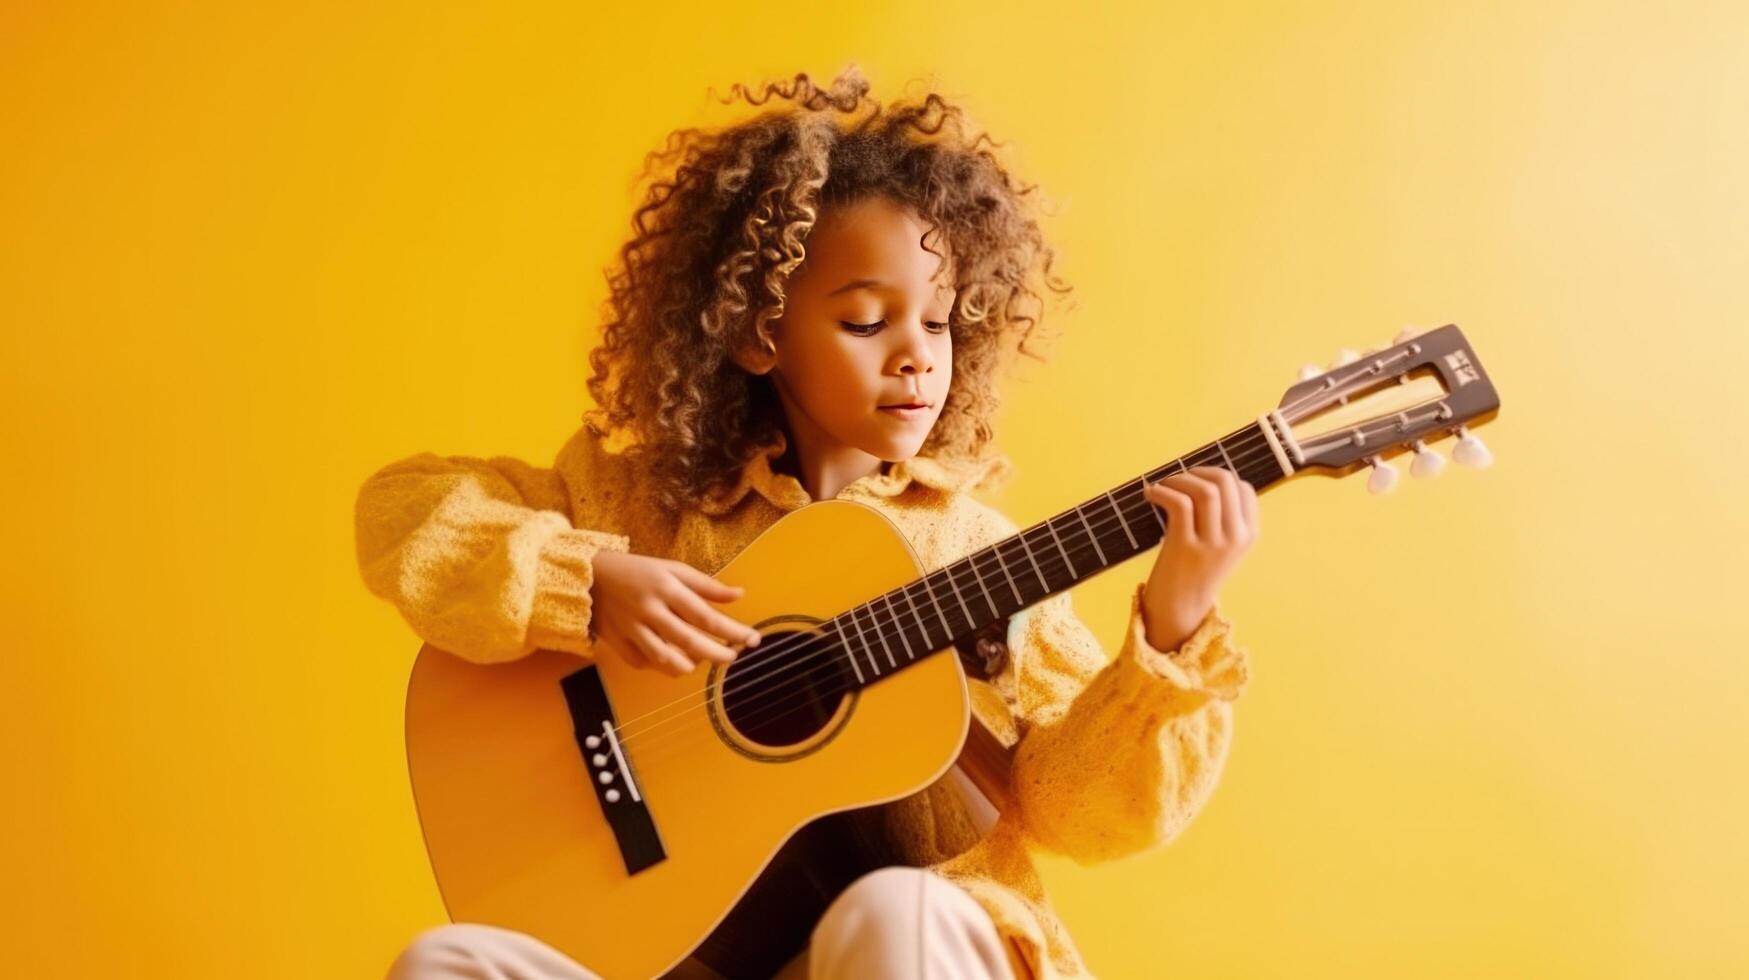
[696, 430, 1011, 516]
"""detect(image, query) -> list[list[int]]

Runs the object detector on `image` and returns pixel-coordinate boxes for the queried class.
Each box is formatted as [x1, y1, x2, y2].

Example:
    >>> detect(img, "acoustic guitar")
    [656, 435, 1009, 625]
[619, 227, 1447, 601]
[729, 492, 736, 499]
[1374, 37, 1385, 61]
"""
[402, 324, 1501, 978]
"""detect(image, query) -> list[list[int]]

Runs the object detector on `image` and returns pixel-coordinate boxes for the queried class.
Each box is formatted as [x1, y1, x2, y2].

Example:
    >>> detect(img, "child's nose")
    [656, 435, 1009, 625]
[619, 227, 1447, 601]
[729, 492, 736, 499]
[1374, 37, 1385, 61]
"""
[890, 327, 938, 374]
[893, 351, 934, 375]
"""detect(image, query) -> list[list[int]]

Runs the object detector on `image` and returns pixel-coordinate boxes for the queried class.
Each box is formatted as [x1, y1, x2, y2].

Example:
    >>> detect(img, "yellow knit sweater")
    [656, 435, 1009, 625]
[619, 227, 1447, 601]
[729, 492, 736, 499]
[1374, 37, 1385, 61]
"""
[354, 424, 1251, 980]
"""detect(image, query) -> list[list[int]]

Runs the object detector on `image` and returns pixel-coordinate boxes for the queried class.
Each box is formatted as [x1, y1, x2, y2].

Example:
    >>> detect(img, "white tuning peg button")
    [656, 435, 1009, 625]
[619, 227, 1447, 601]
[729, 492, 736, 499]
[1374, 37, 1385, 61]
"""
[1394, 325, 1422, 345]
[1409, 440, 1445, 479]
[1365, 456, 1399, 494]
[1452, 427, 1493, 468]
[1297, 363, 1322, 381]
[1331, 348, 1361, 367]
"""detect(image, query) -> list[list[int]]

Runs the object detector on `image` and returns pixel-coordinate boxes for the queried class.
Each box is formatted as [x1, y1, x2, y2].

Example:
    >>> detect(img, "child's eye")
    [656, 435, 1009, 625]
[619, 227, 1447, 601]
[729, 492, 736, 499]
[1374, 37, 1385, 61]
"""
[839, 320, 952, 335]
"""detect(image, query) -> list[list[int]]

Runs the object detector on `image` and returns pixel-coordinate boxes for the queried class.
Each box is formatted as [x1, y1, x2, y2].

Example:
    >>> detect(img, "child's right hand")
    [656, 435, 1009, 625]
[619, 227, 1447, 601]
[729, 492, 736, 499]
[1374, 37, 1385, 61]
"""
[586, 551, 762, 676]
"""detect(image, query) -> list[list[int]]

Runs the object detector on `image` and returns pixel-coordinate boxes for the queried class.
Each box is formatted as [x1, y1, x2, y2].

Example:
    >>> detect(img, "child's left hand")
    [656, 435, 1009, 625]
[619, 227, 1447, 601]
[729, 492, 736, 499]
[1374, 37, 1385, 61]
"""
[1139, 466, 1261, 652]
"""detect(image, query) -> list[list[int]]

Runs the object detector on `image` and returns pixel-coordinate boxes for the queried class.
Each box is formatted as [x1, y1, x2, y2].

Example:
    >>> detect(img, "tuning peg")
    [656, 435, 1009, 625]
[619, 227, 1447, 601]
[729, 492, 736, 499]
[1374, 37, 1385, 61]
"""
[1297, 363, 1322, 381]
[1452, 426, 1493, 468]
[1331, 348, 1361, 368]
[1409, 439, 1445, 479]
[1365, 455, 1399, 494]
[1393, 325, 1422, 345]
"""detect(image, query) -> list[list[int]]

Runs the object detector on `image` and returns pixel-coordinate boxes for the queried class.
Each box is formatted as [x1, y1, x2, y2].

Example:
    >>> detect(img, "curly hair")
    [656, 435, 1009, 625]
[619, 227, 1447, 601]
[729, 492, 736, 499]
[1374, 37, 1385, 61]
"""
[583, 65, 1073, 512]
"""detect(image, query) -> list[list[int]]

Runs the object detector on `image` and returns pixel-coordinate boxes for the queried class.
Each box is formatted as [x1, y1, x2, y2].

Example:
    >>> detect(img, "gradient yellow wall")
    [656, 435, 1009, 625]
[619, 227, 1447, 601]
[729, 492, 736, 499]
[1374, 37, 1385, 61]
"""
[5, 2, 1745, 976]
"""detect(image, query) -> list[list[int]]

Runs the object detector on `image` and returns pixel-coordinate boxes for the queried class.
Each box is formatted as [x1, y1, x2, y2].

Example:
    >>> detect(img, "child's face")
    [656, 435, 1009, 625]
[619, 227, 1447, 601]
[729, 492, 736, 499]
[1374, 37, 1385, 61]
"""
[759, 195, 955, 463]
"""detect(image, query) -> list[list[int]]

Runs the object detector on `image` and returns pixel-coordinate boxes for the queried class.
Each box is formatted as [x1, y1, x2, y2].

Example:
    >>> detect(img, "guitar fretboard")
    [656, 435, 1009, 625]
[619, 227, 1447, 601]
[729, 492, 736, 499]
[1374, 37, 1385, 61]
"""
[822, 418, 1289, 689]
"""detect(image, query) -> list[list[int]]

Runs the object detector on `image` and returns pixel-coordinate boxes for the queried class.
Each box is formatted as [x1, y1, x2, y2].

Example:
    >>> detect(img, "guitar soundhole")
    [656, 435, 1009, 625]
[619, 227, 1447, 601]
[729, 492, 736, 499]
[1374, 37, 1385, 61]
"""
[718, 627, 856, 750]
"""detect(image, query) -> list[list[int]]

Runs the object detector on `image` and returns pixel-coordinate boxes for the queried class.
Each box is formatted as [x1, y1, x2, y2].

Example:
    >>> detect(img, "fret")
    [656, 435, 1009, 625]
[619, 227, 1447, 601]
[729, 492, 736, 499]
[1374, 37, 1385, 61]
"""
[901, 582, 932, 651]
[1074, 504, 1109, 566]
[1018, 528, 1052, 593]
[1105, 489, 1139, 549]
[921, 570, 953, 642]
[1215, 435, 1237, 471]
[879, 593, 907, 666]
[1175, 458, 1189, 475]
[867, 600, 896, 670]
[1045, 516, 1078, 577]
[964, 551, 1001, 619]
[847, 603, 881, 680]
[828, 619, 865, 685]
[854, 599, 882, 670]
[942, 561, 978, 634]
[989, 541, 1024, 605]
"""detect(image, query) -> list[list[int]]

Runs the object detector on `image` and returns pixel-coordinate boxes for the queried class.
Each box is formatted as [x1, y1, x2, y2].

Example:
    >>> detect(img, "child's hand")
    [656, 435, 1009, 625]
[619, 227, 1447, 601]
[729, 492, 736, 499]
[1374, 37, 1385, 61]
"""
[587, 551, 763, 676]
[1140, 466, 1261, 652]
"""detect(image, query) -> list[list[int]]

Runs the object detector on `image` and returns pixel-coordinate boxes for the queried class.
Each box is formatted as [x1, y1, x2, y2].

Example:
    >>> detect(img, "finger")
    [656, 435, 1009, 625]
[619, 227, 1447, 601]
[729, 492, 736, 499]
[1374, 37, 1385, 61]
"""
[1175, 470, 1222, 542]
[1241, 479, 1260, 540]
[672, 562, 745, 603]
[608, 637, 650, 672]
[654, 608, 740, 666]
[606, 629, 651, 670]
[1145, 482, 1196, 544]
[1213, 469, 1244, 544]
[630, 621, 693, 676]
[672, 586, 762, 649]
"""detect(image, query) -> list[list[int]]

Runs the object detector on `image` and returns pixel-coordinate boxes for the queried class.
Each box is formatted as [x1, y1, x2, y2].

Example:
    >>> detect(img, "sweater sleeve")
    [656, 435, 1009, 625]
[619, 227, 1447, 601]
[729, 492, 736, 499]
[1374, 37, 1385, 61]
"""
[964, 504, 1251, 865]
[1007, 586, 1248, 864]
[352, 432, 633, 664]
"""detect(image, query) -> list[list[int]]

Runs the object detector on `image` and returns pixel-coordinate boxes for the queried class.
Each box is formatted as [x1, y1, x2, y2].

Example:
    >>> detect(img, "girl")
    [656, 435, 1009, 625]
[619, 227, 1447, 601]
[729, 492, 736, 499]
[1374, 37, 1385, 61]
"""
[355, 67, 1259, 980]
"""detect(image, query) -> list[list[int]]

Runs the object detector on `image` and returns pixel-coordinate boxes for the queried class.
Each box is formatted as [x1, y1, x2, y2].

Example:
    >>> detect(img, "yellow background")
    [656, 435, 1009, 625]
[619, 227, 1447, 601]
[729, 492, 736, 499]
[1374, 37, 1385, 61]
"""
[5, 2, 1745, 976]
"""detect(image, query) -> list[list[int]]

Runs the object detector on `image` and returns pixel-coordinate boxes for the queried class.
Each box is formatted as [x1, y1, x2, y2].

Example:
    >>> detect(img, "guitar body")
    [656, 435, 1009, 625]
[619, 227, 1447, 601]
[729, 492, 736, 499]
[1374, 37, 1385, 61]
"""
[404, 500, 971, 979]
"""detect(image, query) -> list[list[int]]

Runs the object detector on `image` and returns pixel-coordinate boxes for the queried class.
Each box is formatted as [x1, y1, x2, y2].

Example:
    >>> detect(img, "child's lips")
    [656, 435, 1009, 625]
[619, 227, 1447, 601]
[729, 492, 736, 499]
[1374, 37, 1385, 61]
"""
[878, 403, 931, 417]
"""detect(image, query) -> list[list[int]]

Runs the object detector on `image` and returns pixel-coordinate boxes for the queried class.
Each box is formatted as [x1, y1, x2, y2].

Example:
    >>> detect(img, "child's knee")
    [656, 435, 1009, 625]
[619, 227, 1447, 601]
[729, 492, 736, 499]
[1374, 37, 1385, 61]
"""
[386, 924, 480, 980]
[811, 866, 1012, 978]
[386, 923, 601, 980]
[835, 866, 988, 922]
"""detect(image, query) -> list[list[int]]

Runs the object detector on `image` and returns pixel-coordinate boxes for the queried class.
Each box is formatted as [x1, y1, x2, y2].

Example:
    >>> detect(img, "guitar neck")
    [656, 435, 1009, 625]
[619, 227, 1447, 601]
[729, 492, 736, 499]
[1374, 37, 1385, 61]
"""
[825, 417, 1292, 689]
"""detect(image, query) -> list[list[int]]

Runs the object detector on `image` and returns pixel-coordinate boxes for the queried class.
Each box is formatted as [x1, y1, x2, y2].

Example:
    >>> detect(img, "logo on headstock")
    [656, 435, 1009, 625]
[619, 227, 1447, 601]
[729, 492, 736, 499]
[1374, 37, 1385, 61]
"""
[1443, 349, 1480, 387]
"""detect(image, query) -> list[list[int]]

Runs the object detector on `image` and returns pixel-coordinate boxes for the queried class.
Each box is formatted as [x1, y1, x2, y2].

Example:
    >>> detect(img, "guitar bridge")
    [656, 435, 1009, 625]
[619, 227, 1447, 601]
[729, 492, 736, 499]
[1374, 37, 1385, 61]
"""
[560, 665, 667, 875]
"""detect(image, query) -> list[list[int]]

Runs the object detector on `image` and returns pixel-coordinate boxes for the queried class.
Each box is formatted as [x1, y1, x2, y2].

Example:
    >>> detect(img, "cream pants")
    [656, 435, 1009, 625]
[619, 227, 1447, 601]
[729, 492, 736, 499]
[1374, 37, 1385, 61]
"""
[386, 866, 1018, 980]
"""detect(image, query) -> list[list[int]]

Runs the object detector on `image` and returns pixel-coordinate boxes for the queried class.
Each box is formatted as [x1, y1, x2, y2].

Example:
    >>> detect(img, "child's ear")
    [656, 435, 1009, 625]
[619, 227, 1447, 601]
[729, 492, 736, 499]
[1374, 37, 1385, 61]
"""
[730, 331, 779, 375]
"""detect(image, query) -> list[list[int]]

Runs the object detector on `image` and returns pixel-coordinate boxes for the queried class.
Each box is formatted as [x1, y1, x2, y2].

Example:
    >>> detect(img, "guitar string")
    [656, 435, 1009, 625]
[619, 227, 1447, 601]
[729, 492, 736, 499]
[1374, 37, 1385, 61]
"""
[615, 444, 1285, 770]
[607, 426, 1283, 751]
[607, 353, 1418, 750]
[609, 433, 1283, 757]
[678, 406, 1457, 754]
[617, 395, 1430, 764]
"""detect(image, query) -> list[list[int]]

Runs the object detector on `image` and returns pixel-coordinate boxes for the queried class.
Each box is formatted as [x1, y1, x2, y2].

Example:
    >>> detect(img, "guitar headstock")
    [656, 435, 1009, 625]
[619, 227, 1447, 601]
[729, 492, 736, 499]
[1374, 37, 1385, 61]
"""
[1270, 323, 1500, 493]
